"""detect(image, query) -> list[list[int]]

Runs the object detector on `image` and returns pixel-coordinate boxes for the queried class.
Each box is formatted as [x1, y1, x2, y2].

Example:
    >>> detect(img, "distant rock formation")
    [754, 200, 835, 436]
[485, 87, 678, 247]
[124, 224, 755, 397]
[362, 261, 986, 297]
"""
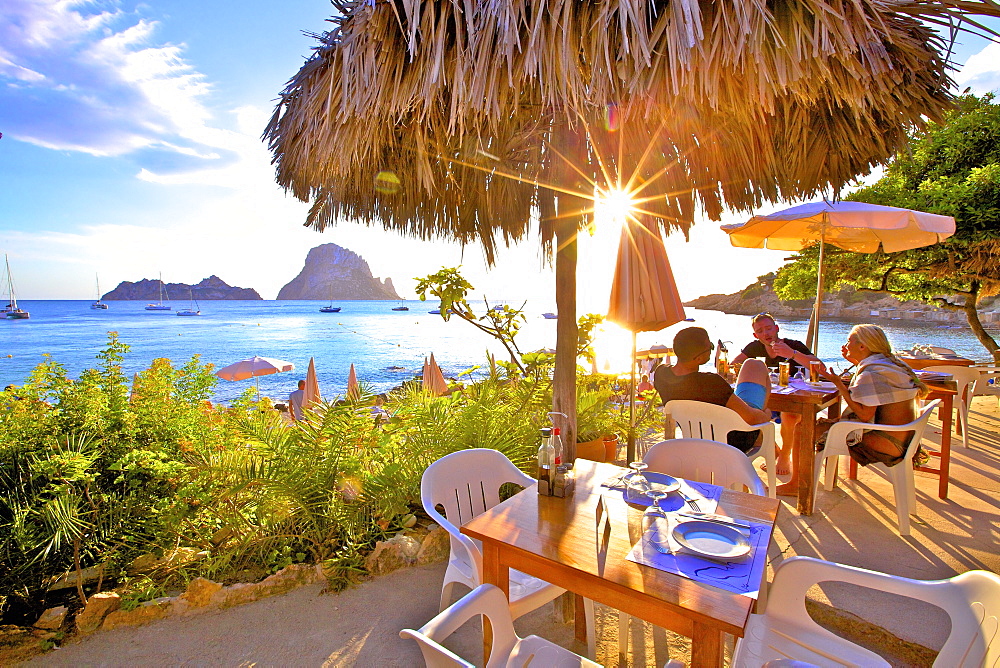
[104, 276, 261, 301]
[685, 277, 983, 325]
[277, 243, 400, 300]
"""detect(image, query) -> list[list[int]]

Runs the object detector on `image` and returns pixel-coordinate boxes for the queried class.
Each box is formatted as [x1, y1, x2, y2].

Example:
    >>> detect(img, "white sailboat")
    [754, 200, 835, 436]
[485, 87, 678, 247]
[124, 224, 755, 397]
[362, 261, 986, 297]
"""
[145, 274, 171, 311]
[319, 287, 341, 313]
[91, 274, 108, 309]
[176, 287, 201, 316]
[3, 255, 30, 319]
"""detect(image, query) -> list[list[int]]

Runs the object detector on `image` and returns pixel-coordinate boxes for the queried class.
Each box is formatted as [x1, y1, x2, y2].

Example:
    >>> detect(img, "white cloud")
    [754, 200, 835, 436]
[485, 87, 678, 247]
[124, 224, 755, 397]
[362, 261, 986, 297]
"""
[0, 0, 216, 160]
[954, 40, 1000, 95]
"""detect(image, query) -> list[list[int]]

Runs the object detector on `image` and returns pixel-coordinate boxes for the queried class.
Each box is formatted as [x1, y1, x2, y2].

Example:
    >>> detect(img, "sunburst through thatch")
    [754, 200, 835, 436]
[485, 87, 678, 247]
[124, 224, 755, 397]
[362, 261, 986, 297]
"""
[265, 0, 1000, 448]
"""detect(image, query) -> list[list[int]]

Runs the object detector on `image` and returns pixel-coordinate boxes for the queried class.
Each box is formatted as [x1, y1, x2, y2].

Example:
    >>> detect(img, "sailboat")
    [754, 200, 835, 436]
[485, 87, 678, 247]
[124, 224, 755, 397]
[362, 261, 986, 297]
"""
[319, 287, 341, 313]
[3, 255, 30, 319]
[176, 287, 201, 316]
[391, 299, 409, 311]
[90, 274, 108, 309]
[145, 274, 171, 310]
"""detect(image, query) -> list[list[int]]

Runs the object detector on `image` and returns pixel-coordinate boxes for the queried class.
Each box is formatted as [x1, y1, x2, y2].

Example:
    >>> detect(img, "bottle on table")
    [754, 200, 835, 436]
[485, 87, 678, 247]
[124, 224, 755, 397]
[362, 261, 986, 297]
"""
[537, 427, 554, 495]
[551, 426, 563, 467]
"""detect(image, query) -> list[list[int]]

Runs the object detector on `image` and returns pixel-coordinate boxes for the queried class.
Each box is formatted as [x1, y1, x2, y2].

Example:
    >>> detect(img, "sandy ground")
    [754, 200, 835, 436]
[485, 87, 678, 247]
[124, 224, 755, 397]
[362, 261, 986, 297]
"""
[24, 395, 1000, 667]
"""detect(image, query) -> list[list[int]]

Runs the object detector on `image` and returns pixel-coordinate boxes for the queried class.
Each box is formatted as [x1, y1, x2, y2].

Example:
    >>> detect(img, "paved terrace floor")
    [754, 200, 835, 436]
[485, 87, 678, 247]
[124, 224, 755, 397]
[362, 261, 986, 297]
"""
[28, 397, 1000, 667]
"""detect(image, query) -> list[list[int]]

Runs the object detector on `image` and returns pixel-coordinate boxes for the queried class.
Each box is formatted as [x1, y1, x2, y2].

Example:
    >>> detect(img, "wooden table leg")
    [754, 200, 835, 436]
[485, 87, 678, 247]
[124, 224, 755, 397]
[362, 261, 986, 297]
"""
[480, 544, 508, 664]
[796, 405, 817, 515]
[690, 622, 724, 668]
[937, 396, 953, 499]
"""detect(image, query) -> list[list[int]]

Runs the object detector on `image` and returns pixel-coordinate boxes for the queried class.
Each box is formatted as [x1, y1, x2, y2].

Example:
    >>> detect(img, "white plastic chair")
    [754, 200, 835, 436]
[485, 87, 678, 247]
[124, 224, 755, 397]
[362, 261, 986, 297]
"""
[615, 438, 769, 663]
[664, 400, 776, 497]
[813, 399, 941, 536]
[643, 437, 767, 495]
[400, 583, 600, 668]
[935, 365, 981, 448]
[733, 556, 1000, 667]
[420, 449, 595, 655]
[972, 364, 1000, 409]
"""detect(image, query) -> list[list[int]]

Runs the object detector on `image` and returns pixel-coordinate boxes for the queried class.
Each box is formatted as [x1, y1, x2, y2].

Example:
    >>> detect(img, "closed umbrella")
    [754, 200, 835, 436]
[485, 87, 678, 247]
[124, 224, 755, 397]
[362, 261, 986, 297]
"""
[346, 363, 360, 401]
[304, 357, 322, 410]
[722, 201, 955, 349]
[607, 218, 687, 462]
[423, 353, 449, 397]
[215, 356, 295, 400]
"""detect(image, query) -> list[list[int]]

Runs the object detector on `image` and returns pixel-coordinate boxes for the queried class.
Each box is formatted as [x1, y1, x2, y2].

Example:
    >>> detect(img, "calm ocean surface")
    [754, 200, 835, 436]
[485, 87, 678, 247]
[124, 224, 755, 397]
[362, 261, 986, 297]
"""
[1, 300, 989, 404]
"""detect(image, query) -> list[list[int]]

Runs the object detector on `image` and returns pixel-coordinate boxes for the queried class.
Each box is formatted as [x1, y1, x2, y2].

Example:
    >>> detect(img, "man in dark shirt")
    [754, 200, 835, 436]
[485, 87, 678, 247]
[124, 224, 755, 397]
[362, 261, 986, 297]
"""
[653, 326, 771, 453]
[732, 312, 819, 485]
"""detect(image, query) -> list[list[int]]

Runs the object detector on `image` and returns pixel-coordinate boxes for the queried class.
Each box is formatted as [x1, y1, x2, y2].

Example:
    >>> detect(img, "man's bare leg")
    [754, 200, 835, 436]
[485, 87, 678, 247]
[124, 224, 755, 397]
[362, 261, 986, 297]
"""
[776, 412, 800, 476]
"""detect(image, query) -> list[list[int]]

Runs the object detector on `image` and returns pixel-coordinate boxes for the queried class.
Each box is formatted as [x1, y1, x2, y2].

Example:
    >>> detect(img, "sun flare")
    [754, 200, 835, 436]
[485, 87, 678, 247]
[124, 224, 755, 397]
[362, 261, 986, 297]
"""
[595, 188, 636, 229]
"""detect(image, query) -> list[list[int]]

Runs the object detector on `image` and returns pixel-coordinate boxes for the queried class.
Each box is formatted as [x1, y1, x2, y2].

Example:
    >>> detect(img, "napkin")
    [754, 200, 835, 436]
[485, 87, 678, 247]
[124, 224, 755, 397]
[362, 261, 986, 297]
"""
[627, 514, 771, 598]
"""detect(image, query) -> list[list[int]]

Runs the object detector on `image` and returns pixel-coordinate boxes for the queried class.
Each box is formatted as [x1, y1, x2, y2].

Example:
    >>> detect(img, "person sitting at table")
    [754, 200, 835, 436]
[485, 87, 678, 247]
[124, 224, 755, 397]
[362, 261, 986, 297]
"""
[636, 374, 654, 396]
[731, 312, 821, 477]
[813, 323, 929, 469]
[653, 326, 772, 453]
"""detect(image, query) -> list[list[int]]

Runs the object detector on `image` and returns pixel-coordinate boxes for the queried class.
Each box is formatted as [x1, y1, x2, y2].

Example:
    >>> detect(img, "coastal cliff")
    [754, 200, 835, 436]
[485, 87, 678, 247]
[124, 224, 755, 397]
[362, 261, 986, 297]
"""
[686, 278, 997, 325]
[277, 243, 400, 300]
[103, 276, 261, 301]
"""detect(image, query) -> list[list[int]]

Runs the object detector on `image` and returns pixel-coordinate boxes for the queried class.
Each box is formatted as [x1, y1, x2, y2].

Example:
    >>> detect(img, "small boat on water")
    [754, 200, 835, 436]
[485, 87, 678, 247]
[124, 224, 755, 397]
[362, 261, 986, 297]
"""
[542, 312, 557, 319]
[392, 300, 409, 311]
[145, 274, 171, 311]
[90, 274, 108, 309]
[3, 255, 29, 320]
[177, 287, 201, 316]
[319, 288, 341, 313]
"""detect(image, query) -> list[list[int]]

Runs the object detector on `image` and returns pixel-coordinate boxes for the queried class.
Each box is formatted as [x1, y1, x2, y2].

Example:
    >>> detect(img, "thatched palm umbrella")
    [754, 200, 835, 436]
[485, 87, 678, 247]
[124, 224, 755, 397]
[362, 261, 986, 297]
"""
[265, 0, 998, 458]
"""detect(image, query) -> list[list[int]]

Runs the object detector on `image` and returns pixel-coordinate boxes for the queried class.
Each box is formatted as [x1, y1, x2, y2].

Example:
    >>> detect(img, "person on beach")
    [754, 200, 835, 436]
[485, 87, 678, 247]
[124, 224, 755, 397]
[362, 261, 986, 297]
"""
[653, 326, 772, 454]
[812, 324, 928, 468]
[731, 312, 820, 477]
[288, 380, 306, 422]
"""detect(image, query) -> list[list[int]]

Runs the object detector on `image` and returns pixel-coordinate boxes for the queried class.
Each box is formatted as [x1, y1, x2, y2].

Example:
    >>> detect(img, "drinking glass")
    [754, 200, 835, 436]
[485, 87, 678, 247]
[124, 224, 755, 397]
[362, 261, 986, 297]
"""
[627, 461, 650, 497]
[644, 488, 668, 518]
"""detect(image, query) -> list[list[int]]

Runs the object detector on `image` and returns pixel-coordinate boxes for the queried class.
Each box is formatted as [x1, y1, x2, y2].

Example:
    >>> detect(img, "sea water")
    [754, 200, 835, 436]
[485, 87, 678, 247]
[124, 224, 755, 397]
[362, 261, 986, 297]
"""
[0, 300, 990, 404]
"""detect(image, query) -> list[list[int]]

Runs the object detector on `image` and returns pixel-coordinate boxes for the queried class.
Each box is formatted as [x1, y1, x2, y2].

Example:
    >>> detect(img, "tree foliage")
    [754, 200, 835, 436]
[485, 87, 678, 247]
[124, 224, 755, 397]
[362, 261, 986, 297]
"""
[774, 94, 1000, 357]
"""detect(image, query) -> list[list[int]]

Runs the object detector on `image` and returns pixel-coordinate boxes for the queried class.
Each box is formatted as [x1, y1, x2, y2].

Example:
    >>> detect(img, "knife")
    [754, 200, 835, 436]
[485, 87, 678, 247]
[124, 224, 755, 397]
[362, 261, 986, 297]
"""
[676, 512, 752, 531]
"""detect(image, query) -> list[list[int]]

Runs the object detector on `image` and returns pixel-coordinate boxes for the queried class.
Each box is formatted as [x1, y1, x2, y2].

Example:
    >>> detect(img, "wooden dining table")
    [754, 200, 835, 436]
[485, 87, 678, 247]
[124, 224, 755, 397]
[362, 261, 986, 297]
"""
[766, 383, 841, 515]
[461, 459, 781, 668]
[898, 354, 974, 370]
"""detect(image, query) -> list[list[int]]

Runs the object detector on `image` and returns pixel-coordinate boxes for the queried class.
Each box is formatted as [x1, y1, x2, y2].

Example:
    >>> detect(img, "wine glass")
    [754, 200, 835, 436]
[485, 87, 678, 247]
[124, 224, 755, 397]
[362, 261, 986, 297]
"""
[627, 461, 649, 499]
[644, 488, 668, 518]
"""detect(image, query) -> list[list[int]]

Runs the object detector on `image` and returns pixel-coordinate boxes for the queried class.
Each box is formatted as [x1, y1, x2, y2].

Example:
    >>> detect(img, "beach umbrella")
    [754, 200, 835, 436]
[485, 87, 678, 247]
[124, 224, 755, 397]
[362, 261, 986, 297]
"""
[215, 356, 294, 400]
[607, 218, 687, 461]
[265, 0, 995, 454]
[722, 200, 955, 349]
[346, 363, 360, 401]
[423, 354, 449, 397]
[304, 357, 322, 410]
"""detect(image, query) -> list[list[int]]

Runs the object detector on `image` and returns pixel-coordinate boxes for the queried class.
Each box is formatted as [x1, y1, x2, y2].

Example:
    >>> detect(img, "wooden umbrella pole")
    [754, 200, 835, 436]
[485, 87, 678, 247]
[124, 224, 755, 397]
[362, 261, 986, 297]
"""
[628, 331, 637, 463]
[807, 217, 827, 352]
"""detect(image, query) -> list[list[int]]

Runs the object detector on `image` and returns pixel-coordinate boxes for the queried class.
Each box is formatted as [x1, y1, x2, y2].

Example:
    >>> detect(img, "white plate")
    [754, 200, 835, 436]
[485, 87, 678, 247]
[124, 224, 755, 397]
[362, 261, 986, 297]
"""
[672, 520, 751, 558]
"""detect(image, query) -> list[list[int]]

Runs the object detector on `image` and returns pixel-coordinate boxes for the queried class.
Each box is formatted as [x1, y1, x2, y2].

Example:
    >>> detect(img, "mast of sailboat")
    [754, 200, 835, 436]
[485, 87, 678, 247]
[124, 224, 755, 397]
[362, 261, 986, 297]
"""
[5, 254, 16, 310]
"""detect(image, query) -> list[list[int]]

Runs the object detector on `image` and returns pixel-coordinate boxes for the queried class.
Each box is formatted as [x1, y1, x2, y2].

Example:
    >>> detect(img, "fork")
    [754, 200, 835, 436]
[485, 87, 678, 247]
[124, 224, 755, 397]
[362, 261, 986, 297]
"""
[677, 489, 702, 512]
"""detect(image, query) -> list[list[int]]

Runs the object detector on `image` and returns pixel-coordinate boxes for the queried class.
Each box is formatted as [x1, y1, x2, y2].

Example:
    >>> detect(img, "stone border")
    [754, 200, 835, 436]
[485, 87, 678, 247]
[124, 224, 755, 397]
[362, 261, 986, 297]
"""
[4, 525, 449, 662]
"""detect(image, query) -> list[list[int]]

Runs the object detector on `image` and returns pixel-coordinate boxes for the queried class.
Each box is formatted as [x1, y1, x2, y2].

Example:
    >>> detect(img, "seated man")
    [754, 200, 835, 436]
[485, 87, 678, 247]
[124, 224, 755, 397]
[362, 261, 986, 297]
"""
[653, 326, 772, 453]
[731, 312, 819, 479]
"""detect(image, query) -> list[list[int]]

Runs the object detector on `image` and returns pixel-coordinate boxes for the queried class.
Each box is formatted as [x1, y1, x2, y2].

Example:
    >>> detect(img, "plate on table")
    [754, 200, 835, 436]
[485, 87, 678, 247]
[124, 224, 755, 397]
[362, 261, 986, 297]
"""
[638, 471, 680, 494]
[672, 520, 751, 559]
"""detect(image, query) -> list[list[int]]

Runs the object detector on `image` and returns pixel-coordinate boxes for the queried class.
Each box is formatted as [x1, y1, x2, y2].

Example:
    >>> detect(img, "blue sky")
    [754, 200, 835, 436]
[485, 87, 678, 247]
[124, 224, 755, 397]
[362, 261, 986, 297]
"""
[2, 1, 999, 310]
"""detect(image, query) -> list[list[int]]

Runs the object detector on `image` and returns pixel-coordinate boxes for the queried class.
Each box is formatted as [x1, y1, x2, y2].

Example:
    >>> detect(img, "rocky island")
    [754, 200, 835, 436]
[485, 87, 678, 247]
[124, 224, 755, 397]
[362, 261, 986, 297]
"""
[277, 243, 400, 300]
[103, 276, 261, 301]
